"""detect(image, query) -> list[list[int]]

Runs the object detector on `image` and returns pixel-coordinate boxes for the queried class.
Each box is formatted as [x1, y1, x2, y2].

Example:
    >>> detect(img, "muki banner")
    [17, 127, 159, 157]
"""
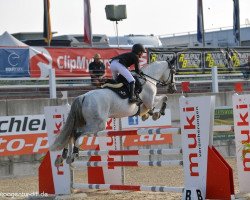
[148, 47, 250, 74]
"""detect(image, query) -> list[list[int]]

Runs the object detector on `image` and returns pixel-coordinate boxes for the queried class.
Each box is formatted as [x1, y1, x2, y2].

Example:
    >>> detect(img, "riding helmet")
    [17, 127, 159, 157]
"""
[132, 43, 146, 54]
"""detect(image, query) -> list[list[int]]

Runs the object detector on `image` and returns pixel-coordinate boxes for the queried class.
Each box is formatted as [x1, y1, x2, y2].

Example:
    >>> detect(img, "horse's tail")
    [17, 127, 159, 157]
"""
[50, 96, 85, 151]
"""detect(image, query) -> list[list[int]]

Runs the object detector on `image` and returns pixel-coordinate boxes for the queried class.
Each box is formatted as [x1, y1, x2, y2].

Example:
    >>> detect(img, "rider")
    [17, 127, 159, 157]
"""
[110, 43, 146, 103]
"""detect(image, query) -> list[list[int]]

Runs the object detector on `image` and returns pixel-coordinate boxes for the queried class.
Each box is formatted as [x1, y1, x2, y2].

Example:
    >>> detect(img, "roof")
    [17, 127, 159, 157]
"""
[0, 31, 28, 47]
[108, 35, 162, 47]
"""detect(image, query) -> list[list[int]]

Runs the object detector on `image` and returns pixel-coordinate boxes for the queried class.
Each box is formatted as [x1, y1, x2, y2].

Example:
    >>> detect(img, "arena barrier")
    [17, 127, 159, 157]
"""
[39, 95, 234, 199]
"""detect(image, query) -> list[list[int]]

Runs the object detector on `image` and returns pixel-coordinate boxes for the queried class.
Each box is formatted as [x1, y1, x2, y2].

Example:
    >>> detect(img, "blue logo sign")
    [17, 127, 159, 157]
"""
[128, 116, 139, 125]
[0, 48, 30, 77]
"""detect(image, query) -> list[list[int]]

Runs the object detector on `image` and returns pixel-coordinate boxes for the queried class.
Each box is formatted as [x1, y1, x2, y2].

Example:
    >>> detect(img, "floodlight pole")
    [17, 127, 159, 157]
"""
[115, 21, 120, 47]
[105, 4, 126, 47]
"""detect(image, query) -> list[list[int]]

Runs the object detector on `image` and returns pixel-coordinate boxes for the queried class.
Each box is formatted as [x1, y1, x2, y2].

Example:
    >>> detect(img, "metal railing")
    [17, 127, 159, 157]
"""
[0, 72, 249, 99]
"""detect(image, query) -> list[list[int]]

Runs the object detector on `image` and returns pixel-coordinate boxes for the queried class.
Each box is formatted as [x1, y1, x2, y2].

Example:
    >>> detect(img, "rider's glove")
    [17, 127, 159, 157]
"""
[138, 70, 144, 75]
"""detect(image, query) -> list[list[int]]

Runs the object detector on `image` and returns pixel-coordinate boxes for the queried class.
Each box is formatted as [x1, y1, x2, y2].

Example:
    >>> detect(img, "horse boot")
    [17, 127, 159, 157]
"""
[128, 82, 140, 103]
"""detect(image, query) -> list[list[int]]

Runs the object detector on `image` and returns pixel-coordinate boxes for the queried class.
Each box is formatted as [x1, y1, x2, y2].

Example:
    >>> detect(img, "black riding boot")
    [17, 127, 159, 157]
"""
[128, 82, 139, 103]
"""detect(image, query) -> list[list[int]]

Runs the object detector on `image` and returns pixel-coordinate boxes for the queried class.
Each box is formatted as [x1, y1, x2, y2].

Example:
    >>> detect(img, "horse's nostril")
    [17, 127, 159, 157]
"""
[171, 69, 176, 74]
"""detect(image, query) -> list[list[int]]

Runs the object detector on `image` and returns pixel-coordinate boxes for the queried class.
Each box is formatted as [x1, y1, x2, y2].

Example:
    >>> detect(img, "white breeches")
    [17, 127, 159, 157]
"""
[110, 60, 135, 83]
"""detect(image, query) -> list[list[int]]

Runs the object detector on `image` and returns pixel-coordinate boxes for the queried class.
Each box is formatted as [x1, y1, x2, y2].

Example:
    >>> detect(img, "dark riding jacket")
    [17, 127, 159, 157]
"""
[111, 52, 140, 73]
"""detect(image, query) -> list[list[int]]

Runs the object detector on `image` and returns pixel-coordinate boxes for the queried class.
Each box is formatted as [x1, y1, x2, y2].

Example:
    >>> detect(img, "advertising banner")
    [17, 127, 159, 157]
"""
[148, 47, 250, 74]
[232, 94, 250, 193]
[148, 49, 203, 72]
[0, 115, 48, 156]
[204, 51, 230, 69]
[0, 110, 172, 156]
[213, 107, 234, 140]
[29, 47, 148, 78]
[231, 51, 250, 68]
[179, 95, 215, 197]
[0, 48, 29, 77]
[177, 51, 202, 70]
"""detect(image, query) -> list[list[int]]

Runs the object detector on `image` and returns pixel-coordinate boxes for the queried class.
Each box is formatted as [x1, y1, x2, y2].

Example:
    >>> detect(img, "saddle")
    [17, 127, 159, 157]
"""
[101, 74, 142, 99]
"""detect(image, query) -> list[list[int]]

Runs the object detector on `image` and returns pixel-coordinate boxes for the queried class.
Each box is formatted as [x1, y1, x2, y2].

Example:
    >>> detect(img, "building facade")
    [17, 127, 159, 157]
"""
[160, 26, 250, 48]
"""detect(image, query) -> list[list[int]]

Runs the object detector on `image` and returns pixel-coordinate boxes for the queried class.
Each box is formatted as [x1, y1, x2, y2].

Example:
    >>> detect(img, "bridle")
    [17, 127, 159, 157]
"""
[138, 59, 177, 93]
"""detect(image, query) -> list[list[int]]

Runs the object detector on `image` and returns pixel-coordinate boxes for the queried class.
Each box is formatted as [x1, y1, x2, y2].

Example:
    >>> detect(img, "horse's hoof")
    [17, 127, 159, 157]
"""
[55, 156, 64, 167]
[141, 114, 149, 121]
[66, 156, 75, 164]
[152, 112, 161, 121]
[148, 110, 154, 116]
[160, 111, 165, 116]
[62, 148, 68, 159]
[74, 153, 79, 159]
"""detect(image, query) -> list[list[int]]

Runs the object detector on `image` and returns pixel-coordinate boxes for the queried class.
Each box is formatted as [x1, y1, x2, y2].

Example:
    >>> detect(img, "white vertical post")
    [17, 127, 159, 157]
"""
[61, 91, 69, 105]
[49, 68, 57, 99]
[118, 118, 125, 185]
[212, 66, 219, 93]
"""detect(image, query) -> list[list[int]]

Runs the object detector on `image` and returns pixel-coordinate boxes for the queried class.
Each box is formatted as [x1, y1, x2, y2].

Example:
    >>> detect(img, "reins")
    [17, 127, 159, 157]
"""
[138, 60, 176, 87]
[139, 73, 169, 86]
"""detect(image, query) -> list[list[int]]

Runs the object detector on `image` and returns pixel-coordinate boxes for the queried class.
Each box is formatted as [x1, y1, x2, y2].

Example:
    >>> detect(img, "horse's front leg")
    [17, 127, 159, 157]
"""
[141, 95, 168, 121]
[159, 96, 168, 115]
[151, 95, 168, 121]
[140, 105, 150, 121]
[139, 92, 156, 121]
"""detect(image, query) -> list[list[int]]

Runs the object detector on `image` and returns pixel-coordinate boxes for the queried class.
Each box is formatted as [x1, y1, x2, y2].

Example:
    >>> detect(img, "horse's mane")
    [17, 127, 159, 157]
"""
[141, 61, 167, 75]
[141, 61, 166, 69]
[140, 61, 173, 81]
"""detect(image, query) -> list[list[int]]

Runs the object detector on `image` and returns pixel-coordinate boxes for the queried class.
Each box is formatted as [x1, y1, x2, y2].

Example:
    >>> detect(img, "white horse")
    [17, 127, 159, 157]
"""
[50, 60, 176, 162]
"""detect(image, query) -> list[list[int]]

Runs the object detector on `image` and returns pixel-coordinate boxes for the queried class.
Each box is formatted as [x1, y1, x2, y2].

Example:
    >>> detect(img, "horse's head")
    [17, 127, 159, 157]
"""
[160, 58, 177, 94]
[140, 60, 177, 94]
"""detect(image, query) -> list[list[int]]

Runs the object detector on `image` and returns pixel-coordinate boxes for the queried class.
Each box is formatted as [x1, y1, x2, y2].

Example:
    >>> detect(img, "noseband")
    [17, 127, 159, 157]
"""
[165, 60, 177, 93]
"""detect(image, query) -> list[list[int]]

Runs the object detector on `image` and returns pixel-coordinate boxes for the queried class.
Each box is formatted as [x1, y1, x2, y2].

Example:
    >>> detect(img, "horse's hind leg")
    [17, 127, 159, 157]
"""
[66, 129, 80, 164]
[66, 146, 79, 164]
[55, 156, 64, 167]
[62, 148, 69, 159]
[54, 146, 70, 167]
[73, 129, 81, 158]
[73, 146, 79, 158]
